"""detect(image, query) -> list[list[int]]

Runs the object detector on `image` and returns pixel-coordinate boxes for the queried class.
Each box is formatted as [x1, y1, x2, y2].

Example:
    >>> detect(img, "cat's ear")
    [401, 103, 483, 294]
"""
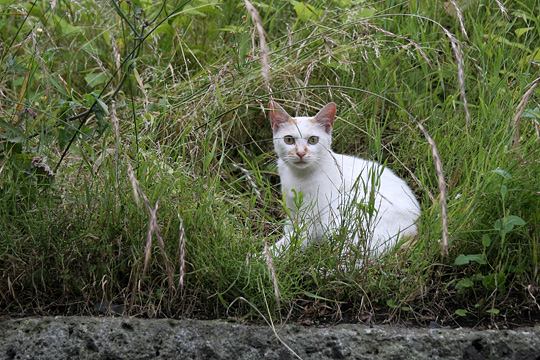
[269, 101, 291, 131]
[313, 102, 337, 133]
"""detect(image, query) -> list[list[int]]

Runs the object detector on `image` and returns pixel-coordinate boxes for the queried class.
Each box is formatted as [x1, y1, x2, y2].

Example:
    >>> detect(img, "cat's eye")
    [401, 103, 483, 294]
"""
[283, 135, 295, 145]
[307, 136, 319, 145]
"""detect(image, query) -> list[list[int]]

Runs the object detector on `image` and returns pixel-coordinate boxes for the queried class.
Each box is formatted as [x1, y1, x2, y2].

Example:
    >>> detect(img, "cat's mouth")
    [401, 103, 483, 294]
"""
[292, 159, 310, 166]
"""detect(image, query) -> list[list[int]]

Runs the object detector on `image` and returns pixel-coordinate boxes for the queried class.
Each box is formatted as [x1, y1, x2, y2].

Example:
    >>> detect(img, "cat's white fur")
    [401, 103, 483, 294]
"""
[269, 101, 420, 256]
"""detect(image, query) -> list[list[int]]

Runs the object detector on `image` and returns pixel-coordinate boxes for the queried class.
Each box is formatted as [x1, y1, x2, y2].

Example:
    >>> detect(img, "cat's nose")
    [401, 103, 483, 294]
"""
[296, 151, 306, 159]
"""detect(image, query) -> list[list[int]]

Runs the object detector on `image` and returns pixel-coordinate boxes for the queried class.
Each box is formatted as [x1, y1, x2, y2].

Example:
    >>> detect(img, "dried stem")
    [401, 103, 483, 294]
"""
[494, 0, 508, 18]
[512, 76, 540, 148]
[416, 121, 449, 257]
[150, 201, 175, 290]
[441, 27, 471, 128]
[448, 0, 468, 40]
[263, 241, 281, 306]
[110, 100, 120, 189]
[244, 0, 272, 97]
[177, 217, 186, 292]
[232, 162, 262, 200]
[144, 204, 158, 274]
[366, 23, 431, 65]
[126, 162, 175, 292]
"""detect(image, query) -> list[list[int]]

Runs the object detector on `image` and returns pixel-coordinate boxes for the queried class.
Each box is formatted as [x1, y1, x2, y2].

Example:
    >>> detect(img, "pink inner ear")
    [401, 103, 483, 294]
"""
[269, 101, 291, 131]
[314, 102, 337, 133]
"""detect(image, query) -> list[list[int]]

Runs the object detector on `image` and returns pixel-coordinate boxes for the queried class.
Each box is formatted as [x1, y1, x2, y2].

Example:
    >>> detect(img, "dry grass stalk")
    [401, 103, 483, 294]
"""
[441, 27, 471, 128]
[244, 0, 272, 96]
[416, 121, 449, 257]
[177, 217, 186, 292]
[448, 0, 468, 40]
[512, 76, 540, 148]
[126, 162, 175, 292]
[228, 297, 302, 359]
[111, 37, 122, 76]
[366, 23, 431, 65]
[133, 68, 149, 112]
[110, 100, 120, 188]
[144, 205, 156, 275]
[263, 242, 281, 306]
[494, 0, 508, 17]
[149, 201, 175, 290]
[110, 100, 120, 141]
[232, 162, 262, 200]
[296, 61, 317, 115]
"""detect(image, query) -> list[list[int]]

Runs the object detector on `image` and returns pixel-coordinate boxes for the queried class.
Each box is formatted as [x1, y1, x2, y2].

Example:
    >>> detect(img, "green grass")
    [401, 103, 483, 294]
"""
[1, 0, 539, 326]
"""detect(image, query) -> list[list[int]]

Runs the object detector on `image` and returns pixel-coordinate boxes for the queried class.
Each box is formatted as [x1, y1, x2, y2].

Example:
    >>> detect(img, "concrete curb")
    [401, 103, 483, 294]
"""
[1, 317, 539, 359]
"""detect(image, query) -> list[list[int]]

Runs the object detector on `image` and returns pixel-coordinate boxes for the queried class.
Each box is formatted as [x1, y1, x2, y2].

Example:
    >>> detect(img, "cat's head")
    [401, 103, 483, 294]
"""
[269, 101, 336, 170]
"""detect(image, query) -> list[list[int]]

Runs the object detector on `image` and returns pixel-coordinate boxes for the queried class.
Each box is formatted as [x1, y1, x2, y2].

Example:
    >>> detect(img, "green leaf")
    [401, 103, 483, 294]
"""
[481, 273, 495, 289]
[481, 234, 491, 248]
[522, 107, 540, 119]
[486, 35, 530, 52]
[356, 7, 375, 18]
[219, 25, 244, 34]
[515, 27, 534, 38]
[454, 254, 487, 266]
[491, 168, 511, 179]
[513, 10, 535, 22]
[57, 123, 78, 150]
[455, 277, 474, 290]
[54, 16, 82, 36]
[182, 0, 220, 17]
[504, 215, 526, 227]
[494, 215, 526, 236]
[95, 98, 109, 116]
[533, 48, 540, 61]
[0, 119, 26, 143]
[48, 76, 68, 97]
[84, 72, 108, 88]
[182, 5, 207, 17]
[332, 0, 352, 7]
[455, 309, 468, 317]
[500, 184, 507, 199]
[486, 308, 500, 315]
[290, 1, 323, 22]
[386, 299, 398, 308]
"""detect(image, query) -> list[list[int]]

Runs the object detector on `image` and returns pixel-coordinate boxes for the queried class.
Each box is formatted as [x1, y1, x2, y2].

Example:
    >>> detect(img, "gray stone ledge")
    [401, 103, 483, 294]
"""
[1, 317, 539, 359]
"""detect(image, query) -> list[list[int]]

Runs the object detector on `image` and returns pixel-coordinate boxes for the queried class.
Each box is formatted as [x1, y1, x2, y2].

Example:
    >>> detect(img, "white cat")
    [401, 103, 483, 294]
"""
[269, 101, 420, 258]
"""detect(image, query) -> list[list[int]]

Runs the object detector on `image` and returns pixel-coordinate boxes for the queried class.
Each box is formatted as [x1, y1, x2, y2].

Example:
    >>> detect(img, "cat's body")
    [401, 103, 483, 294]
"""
[269, 102, 420, 256]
